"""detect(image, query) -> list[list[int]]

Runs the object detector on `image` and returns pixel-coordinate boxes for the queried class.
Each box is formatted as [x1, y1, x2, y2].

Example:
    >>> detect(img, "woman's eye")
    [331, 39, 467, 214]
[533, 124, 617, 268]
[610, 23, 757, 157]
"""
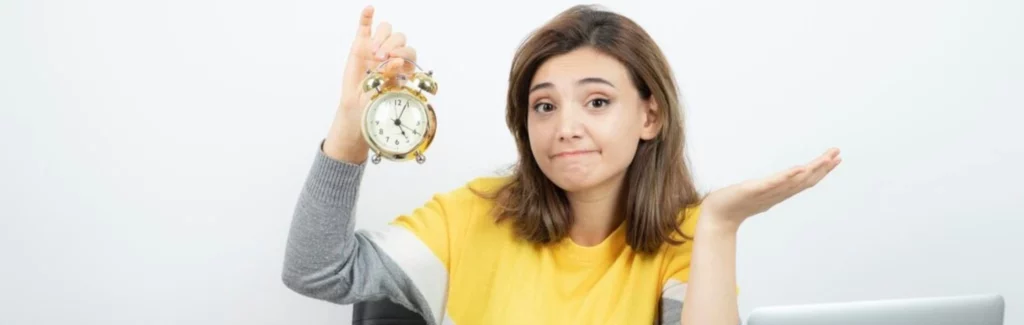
[588, 98, 610, 108]
[533, 103, 555, 113]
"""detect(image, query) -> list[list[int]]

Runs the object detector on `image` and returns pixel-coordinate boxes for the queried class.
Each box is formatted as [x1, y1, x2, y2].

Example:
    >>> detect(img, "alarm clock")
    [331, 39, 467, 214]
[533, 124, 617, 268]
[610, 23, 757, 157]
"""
[360, 57, 438, 164]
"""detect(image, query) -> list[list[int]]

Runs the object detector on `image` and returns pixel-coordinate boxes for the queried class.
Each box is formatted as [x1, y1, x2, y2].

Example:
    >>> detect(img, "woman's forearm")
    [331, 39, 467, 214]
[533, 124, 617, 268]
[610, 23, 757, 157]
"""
[679, 216, 741, 325]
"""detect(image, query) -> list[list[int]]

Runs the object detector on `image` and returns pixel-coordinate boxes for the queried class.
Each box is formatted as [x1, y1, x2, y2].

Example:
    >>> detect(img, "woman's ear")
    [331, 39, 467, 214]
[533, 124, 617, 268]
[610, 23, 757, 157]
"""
[640, 99, 661, 140]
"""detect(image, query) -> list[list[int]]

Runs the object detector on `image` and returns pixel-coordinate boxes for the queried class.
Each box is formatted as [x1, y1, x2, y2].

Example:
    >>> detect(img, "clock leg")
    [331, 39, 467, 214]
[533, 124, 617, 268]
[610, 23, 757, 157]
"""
[371, 152, 382, 164]
[415, 152, 426, 164]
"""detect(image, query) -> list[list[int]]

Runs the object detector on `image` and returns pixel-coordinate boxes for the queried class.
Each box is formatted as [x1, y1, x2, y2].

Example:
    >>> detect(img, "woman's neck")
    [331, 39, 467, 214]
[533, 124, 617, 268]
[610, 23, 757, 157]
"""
[565, 172, 627, 246]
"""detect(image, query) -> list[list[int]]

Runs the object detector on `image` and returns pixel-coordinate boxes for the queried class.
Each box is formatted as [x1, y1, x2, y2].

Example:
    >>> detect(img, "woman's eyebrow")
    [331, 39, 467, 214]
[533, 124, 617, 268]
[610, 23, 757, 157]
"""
[529, 77, 616, 94]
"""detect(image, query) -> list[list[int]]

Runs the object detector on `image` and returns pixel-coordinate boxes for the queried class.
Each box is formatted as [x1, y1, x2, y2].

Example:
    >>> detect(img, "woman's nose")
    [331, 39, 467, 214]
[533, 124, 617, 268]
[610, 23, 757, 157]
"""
[554, 105, 585, 141]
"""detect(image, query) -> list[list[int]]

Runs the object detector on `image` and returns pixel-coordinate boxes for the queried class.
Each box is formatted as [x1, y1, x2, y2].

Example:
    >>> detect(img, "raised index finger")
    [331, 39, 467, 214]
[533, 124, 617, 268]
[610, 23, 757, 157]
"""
[356, 5, 374, 38]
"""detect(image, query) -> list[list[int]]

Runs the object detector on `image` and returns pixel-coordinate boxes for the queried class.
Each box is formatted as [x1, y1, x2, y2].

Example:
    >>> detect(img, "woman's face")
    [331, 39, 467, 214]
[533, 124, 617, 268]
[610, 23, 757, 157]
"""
[526, 47, 660, 193]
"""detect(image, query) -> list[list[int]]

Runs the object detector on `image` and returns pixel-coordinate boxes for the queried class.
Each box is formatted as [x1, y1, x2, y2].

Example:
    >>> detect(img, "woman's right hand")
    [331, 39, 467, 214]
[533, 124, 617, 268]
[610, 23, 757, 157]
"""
[325, 5, 417, 163]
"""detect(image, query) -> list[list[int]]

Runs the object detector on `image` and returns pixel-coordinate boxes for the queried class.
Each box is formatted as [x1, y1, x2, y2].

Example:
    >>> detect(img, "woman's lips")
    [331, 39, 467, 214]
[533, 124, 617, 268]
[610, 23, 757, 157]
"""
[552, 150, 598, 159]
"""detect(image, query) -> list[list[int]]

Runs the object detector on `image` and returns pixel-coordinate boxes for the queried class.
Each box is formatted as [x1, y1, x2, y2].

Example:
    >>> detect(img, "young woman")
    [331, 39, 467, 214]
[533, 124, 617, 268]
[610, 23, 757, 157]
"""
[282, 4, 841, 325]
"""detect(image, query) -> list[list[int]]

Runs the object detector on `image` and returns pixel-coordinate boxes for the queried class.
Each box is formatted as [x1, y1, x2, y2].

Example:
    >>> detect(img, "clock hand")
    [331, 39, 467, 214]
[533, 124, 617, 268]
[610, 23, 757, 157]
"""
[392, 119, 408, 137]
[398, 104, 408, 120]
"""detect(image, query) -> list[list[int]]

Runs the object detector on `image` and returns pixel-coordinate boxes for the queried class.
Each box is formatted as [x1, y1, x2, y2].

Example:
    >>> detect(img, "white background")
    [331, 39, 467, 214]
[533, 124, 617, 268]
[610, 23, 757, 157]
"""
[2, 0, 1021, 324]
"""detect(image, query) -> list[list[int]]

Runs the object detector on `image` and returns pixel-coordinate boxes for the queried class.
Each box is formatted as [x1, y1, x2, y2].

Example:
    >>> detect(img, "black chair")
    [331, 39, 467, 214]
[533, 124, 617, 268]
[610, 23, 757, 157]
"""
[352, 299, 429, 325]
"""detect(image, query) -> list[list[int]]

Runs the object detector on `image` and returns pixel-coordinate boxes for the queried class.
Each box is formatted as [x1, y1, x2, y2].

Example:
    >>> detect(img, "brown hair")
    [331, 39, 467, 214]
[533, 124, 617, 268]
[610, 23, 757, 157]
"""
[478, 4, 701, 254]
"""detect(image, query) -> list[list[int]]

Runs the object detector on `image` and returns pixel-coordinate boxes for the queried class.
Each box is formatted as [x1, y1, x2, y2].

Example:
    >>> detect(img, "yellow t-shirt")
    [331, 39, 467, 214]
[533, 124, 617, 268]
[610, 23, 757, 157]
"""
[385, 175, 700, 325]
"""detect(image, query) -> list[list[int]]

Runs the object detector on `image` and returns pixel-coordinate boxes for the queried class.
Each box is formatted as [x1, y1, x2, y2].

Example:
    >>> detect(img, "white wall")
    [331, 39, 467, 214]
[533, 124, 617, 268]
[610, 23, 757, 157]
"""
[2, 0, 1021, 324]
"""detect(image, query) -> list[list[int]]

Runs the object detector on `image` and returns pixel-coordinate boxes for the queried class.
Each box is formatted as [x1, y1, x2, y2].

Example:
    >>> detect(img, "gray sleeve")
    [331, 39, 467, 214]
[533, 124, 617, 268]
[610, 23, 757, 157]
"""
[660, 298, 683, 325]
[281, 142, 437, 324]
[660, 299, 743, 325]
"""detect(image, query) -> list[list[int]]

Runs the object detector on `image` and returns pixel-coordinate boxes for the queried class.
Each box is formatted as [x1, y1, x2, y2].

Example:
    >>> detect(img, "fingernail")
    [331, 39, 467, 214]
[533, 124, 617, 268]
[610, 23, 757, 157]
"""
[377, 51, 388, 60]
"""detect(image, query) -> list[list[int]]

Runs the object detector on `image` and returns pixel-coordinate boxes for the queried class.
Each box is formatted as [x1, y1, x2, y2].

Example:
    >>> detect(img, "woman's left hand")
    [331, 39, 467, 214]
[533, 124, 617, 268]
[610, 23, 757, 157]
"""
[699, 148, 842, 232]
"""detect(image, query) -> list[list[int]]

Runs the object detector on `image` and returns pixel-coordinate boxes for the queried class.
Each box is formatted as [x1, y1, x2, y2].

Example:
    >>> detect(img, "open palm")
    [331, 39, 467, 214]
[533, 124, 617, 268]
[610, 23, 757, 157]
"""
[701, 148, 842, 229]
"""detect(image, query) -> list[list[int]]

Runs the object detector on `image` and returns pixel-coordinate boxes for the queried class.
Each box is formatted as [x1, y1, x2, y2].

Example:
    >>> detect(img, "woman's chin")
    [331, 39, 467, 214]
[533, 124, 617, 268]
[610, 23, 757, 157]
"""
[548, 169, 602, 193]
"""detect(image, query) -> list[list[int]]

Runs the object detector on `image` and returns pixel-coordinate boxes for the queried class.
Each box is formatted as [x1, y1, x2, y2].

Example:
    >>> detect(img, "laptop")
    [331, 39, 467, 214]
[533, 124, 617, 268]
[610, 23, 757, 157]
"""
[746, 294, 1005, 325]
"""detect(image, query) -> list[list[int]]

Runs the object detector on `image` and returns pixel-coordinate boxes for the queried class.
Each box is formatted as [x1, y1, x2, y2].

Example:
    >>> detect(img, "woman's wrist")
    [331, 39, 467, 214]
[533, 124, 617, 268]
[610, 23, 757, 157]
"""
[695, 215, 741, 238]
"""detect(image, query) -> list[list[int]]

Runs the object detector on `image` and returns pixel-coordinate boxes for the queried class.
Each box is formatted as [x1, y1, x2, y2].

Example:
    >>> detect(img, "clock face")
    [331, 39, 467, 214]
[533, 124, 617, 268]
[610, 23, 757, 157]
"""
[365, 92, 429, 154]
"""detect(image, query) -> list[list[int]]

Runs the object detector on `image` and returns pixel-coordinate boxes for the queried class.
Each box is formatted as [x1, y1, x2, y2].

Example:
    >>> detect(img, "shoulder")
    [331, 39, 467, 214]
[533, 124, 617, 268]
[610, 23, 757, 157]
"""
[667, 203, 703, 243]
[656, 203, 702, 273]
[437, 175, 514, 209]
[465, 175, 514, 195]
[387, 175, 514, 262]
[412, 175, 512, 224]
[421, 175, 512, 206]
